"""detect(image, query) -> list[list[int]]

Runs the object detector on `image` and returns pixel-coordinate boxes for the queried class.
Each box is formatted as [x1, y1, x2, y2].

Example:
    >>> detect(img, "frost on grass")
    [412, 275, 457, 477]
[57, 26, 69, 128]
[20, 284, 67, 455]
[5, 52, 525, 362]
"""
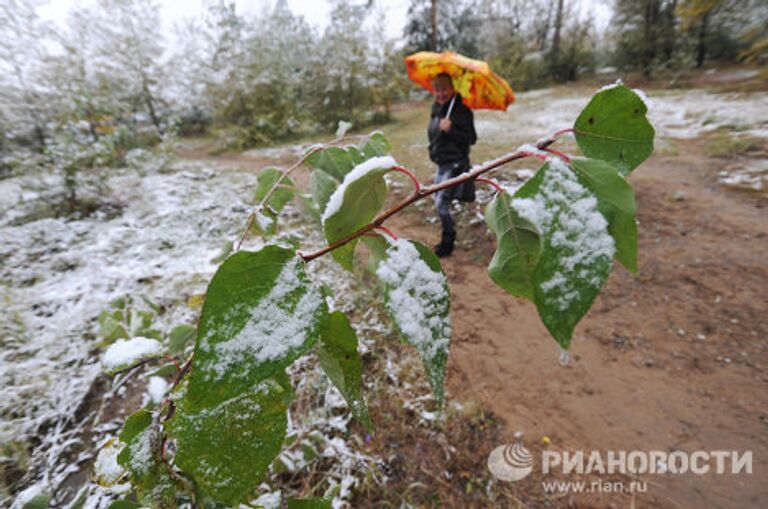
[102, 337, 163, 374]
[376, 239, 450, 397]
[512, 157, 615, 312]
[199, 257, 323, 382]
[321, 155, 397, 222]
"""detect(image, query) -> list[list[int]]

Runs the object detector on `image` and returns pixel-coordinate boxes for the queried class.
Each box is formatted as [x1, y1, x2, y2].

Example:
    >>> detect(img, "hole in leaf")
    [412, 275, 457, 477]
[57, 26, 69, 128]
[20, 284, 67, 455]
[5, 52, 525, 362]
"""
[634, 108, 640, 114]
[588, 117, 595, 125]
[619, 151, 625, 160]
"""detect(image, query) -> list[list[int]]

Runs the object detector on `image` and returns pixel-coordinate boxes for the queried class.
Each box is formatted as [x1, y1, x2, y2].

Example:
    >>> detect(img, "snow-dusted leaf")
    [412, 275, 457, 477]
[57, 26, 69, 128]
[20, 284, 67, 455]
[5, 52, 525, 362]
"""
[252, 168, 295, 236]
[306, 146, 355, 181]
[107, 501, 141, 509]
[167, 375, 292, 505]
[102, 337, 163, 375]
[512, 158, 616, 348]
[574, 84, 655, 176]
[316, 311, 372, 431]
[361, 131, 391, 159]
[187, 247, 326, 410]
[93, 438, 126, 487]
[322, 156, 397, 270]
[168, 324, 195, 355]
[310, 168, 338, 215]
[117, 410, 175, 506]
[375, 239, 451, 405]
[360, 232, 390, 270]
[286, 497, 333, 509]
[571, 158, 638, 272]
[484, 191, 542, 299]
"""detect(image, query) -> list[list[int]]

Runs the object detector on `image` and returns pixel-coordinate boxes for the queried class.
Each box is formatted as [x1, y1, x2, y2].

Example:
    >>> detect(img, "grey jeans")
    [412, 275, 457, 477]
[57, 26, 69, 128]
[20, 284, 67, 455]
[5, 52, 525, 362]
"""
[433, 161, 463, 234]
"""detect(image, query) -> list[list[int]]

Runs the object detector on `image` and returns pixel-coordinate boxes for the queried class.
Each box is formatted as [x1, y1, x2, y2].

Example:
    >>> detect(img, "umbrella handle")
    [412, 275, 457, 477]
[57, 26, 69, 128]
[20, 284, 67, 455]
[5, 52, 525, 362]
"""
[445, 94, 456, 119]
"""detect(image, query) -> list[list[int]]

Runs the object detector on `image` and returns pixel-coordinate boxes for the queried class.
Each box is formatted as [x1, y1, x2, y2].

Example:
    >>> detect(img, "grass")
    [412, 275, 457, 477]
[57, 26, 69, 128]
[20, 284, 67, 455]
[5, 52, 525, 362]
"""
[705, 132, 762, 158]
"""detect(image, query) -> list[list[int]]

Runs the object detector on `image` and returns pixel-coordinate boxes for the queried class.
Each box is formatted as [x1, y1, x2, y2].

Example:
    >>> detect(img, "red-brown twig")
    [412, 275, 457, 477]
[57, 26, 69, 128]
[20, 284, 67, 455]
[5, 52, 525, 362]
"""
[299, 147, 534, 263]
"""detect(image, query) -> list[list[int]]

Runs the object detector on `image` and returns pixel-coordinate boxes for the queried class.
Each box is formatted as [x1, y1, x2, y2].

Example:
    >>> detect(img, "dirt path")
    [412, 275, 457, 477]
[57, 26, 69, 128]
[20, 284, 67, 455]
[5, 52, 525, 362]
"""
[391, 142, 767, 507]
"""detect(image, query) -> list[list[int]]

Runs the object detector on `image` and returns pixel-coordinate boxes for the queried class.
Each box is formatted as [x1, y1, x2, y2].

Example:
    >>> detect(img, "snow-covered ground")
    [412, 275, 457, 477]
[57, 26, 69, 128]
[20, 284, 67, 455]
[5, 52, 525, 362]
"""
[1, 83, 766, 506]
[476, 85, 768, 143]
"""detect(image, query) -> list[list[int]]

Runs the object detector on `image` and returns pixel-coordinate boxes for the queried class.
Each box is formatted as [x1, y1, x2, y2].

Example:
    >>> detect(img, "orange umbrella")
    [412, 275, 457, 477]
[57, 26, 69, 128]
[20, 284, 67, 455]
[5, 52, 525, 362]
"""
[404, 51, 515, 111]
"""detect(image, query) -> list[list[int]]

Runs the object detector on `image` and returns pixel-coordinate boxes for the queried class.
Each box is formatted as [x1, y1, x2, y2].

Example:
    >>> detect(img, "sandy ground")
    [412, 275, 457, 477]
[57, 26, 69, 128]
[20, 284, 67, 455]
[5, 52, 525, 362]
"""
[386, 134, 767, 508]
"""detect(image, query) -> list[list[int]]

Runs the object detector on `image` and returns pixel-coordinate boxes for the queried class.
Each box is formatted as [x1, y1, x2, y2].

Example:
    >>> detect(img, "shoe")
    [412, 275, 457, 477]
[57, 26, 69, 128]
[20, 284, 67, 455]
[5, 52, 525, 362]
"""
[433, 231, 456, 258]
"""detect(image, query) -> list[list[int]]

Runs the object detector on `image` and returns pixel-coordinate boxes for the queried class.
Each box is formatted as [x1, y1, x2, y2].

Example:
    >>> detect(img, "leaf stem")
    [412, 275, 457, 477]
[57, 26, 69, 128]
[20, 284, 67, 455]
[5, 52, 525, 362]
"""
[374, 225, 398, 241]
[542, 147, 572, 163]
[390, 165, 422, 191]
[475, 177, 504, 193]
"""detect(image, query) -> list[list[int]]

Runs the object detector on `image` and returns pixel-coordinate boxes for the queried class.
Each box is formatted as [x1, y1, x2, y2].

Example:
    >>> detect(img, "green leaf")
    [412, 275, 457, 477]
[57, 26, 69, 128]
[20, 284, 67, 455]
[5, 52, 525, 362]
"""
[168, 376, 292, 505]
[360, 233, 390, 270]
[571, 158, 638, 272]
[286, 497, 333, 509]
[255, 167, 296, 212]
[321, 158, 394, 270]
[360, 131, 391, 158]
[107, 502, 141, 509]
[574, 84, 655, 176]
[375, 240, 451, 405]
[168, 324, 196, 355]
[117, 410, 175, 506]
[310, 168, 338, 215]
[316, 311, 373, 431]
[150, 362, 177, 377]
[511, 159, 615, 349]
[98, 311, 128, 342]
[306, 146, 355, 181]
[484, 192, 542, 299]
[345, 145, 366, 164]
[186, 247, 326, 410]
[252, 168, 295, 236]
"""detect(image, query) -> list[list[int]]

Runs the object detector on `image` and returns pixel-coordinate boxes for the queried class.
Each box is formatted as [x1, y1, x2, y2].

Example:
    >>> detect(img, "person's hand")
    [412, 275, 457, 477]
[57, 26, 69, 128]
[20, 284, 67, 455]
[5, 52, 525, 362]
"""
[439, 118, 452, 132]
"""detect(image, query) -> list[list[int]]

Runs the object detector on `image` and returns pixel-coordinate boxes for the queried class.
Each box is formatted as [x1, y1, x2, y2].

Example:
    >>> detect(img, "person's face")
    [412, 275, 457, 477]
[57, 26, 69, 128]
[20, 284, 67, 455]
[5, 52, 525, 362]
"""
[433, 78, 454, 105]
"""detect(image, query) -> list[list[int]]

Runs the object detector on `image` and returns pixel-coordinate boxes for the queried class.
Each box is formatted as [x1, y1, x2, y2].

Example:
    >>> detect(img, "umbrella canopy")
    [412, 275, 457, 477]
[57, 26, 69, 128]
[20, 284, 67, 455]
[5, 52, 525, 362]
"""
[404, 51, 515, 111]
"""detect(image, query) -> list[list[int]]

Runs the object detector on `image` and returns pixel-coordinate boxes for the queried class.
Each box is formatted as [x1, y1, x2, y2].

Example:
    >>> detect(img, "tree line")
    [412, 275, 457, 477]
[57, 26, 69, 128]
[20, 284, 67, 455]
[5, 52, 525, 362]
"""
[1, 0, 765, 158]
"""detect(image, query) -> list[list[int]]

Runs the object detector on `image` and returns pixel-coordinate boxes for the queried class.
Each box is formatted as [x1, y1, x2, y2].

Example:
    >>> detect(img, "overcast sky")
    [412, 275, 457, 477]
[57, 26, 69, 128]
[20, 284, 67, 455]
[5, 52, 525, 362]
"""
[38, 0, 612, 41]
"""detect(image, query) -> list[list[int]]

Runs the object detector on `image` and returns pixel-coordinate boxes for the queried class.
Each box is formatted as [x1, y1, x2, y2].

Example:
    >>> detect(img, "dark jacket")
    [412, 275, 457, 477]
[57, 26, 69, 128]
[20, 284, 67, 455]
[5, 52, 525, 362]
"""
[427, 93, 477, 165]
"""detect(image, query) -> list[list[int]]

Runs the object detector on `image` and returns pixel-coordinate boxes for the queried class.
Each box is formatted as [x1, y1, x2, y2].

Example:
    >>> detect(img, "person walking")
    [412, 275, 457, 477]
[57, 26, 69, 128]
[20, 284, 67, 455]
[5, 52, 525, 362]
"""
[427, 72, 477, 257]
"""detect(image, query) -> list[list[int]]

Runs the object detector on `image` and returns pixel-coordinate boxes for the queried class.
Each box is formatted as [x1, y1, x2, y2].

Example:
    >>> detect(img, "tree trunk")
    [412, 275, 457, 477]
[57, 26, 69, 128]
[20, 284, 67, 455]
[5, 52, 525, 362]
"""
[551, 0, 564, 61]
[696, 12, 709, 68]
[431, 0, 438, 51]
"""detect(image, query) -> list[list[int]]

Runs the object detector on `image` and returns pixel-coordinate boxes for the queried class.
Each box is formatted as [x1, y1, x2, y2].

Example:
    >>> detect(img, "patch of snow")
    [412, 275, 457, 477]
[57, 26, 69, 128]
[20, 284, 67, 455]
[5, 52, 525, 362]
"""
[102, 337, 163, 374]
[322, 155, 397, 222]
[146, 376, 169, 404]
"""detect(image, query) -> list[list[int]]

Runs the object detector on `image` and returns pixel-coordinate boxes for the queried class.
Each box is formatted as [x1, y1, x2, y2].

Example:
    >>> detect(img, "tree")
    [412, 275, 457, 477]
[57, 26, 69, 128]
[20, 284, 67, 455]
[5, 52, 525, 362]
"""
[404, 0, 478, 55]
[0, 0, 55, 150]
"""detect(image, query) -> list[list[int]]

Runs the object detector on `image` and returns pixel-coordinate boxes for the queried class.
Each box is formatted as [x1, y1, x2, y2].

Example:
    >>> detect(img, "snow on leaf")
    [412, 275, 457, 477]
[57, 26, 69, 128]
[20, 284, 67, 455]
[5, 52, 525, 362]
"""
[375, 239, 451, 405]
[102, 337, 163, 375]
[322, 156, 397, 270]
[513, 158, 616, 348]
[187, 247, 325, 410]
[168, 376, 292, 506]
